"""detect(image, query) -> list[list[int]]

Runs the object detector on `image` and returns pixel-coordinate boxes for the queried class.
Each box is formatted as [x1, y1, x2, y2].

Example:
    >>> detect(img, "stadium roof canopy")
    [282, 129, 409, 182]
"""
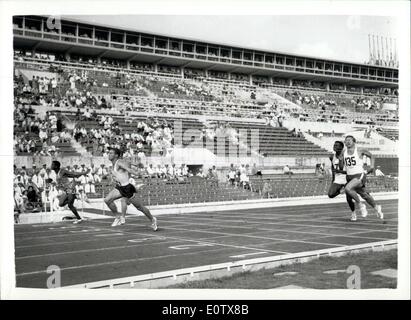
[13, 15, 398, 87]
[60, 15, 398, 70]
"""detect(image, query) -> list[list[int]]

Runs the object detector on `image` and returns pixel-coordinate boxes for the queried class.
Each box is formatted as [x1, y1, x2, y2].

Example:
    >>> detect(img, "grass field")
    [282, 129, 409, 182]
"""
[165, 249, 397, 289]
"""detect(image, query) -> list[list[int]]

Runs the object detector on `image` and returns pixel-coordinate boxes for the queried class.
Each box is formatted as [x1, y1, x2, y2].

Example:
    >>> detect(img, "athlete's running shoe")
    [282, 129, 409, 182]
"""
[111, 217, 121, 227]
[151, 217, 158, 231]
[73, 218, 83, 224]
[375, 205, 384, 220]
[120, 216, 126, 225]
[359, 202, 368, 218]
[350, 212, 357, 222]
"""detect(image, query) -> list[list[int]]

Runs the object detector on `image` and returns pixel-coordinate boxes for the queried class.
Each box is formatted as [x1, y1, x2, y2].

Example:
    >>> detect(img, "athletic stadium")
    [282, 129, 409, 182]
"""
[12, 15, 399, 289]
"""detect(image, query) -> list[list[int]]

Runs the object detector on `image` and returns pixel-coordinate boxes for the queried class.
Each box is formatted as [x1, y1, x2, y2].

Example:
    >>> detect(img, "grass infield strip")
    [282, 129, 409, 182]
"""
[63, 240, 396, 288]
[164, 249, 397, 289]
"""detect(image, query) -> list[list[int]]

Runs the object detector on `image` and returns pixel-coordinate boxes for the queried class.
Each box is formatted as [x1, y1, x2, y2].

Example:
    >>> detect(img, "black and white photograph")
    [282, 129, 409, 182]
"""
[0, 0, 409, 301]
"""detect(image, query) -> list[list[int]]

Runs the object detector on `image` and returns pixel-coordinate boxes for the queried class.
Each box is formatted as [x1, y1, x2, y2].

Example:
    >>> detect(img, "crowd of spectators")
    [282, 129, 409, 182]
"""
[15, 49, 400, 128]
[260, 104, 287, 127]
[226, 163, 261, 190]
[201, 120, 240, 145]
[74, 115, 174, 158]
[14, 99, 66, 156]
[13, 160, 223, 219]
[142, 76, 215, 101]
[13, 162, 111, 218]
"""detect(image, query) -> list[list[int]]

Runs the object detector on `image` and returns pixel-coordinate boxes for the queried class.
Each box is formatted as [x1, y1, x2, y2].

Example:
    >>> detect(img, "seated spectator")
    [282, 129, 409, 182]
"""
[97, 164, 108, 180]
[14, 191, 24, 214]
[211, 166, 218, 180]
[227, 168, 236, 186]
[239, 171, 250, 189]
[85, 181, 96, 194]
[261, 182, 272, 198]
[160, 164, 167, 179]
[196, 168, 206, 178]
[146, 164, 156, 178]
[26, 186, 38, 204]
[251, 163, 262, 177]
[83, 108, 92, 121]
[283, 165, 293, 176]
[316, 163, 326, 180]
[181, 164, 189, 177]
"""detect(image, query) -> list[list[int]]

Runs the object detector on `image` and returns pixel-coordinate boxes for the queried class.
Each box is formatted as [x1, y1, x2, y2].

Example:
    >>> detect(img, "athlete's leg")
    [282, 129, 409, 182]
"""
[356, 185, 383, 219]
[356, 187, 377, 208]
[128, 195, 154, 221]
[328, 183, 343, 198]
[67, 193, 81, 219]
[345, 192, 355, 212]
[120, 197, 127, 218]
[58, 193, 69, 207]
[118, 197, 128, 224]
[129, 195, 158, 231]
[344, 178, 363, 204]
[104, 189, 123, 216]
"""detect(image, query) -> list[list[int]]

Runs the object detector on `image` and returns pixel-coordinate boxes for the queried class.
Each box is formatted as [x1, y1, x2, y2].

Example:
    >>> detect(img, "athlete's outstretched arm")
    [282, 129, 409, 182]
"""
[62, 168, 90, 178]
[118, 161, 140, 177]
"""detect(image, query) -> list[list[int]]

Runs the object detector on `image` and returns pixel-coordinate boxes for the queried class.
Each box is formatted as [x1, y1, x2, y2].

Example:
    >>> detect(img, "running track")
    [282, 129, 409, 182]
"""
[14, 199, 398, 288]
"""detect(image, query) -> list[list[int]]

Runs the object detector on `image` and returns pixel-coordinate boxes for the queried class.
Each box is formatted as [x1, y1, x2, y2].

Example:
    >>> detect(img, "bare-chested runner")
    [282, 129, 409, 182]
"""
[104, 148, 158, 230]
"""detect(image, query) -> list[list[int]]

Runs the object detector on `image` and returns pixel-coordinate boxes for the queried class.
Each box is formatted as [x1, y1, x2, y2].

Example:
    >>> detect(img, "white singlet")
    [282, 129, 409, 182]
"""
[343, 147, 364, 176]
[332, 153, 347, 185]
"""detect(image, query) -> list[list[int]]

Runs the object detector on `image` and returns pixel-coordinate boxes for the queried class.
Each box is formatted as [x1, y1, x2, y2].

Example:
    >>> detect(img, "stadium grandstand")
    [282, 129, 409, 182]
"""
[12, 15, 399, 289]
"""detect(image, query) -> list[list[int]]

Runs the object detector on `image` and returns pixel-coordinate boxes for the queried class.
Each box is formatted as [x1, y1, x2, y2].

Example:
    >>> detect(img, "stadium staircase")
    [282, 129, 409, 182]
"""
[69, 137, 90, 156]
[231, 123, 329, 157]
[257, 87, 303, 111]
[301, 132, 334, 153]
[378, 127, 399, 140]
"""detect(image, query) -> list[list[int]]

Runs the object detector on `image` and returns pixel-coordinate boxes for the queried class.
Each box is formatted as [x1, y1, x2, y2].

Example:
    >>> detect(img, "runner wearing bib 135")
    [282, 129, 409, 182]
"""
[343, 135, 384, 221]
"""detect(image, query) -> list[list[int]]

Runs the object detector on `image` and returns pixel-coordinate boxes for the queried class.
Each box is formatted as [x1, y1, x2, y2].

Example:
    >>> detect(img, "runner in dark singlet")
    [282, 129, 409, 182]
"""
[51, 160, 90, 224]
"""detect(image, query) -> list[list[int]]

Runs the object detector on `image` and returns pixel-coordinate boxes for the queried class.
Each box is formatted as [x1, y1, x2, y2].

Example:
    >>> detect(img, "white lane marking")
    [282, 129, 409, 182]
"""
[370, 268, 397, 279]
[122, 221, 348, 248]
[16, 247, 232, 277]
[128, 236, 166, 243]
[88, 221, 290, 255]
[157, 203, 398, 221]
[15, 228, 121, 240]
[70, 229, 103, 233]
[323, 269, 347, 274]
[273, 271, 298, 277]
[230, 252, 268, 258]
[49, 226, 77, 230]
[15, 233, 227, 249]
[156, 210, 398, 234]
[169, 243, 215, 250]
[16, 240, 183, 260]
[94, 233, 124, 237]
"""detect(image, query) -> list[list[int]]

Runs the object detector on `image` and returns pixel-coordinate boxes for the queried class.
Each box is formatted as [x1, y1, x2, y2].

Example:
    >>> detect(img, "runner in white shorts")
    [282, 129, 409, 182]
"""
[343, 135, 384, 222]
